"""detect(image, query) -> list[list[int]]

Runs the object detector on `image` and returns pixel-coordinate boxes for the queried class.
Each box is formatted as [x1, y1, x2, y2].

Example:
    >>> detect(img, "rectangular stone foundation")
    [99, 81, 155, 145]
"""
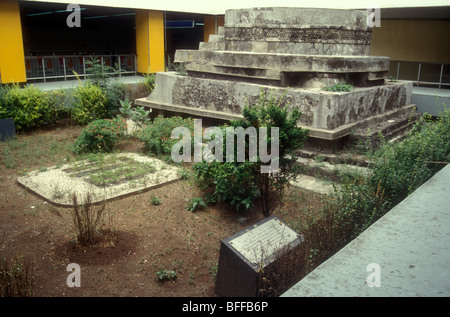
[136, 72, 413, 141]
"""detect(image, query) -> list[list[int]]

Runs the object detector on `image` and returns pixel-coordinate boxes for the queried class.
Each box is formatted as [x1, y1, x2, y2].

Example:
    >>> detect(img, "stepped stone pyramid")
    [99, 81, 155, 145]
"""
[135, 7, 416, 152]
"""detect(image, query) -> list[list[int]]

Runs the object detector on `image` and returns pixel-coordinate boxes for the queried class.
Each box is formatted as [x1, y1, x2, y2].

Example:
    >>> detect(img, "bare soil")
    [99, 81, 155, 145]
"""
[0, 122, 324, 297]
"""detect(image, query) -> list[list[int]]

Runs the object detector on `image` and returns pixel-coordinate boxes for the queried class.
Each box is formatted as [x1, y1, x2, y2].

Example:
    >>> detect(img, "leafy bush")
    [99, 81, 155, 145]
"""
[234, 90, 309, 216]
[136, 115, 195, 155]
[72, 117, 126, 154]
[369, 108, 450, 209]
[71, 81, 107, 125]
[193, 90, 309, 216]
[44, 89, 72, 120]
[0, 84, 67, 130]
[317, 107, 450, 250]
[193, 160, 260, 213]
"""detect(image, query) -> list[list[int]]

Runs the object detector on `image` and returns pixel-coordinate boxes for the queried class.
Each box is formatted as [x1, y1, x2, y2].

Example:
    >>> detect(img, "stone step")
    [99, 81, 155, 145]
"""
[199, 41, 226, 51]
[348, 107, 420, 149]
[208, 34, 225, 43]
[290, 174, 336, 195]
[294, 156, 371, 183]
[297, 149, 371, 167]
[218, 26, 225, 36]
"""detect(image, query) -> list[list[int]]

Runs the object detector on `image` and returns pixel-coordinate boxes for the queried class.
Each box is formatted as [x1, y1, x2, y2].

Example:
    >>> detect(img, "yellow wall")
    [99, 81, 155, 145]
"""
[204, 15, 225, 42]
[135, 10, 165, 74]
[370, 19, 450, 64]
[0, 0, 26, 83]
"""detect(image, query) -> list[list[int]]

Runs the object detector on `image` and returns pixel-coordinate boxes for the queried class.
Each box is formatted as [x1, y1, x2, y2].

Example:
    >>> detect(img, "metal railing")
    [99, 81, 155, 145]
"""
[392, 60, 450, 89]
[25, 54, 137, 82]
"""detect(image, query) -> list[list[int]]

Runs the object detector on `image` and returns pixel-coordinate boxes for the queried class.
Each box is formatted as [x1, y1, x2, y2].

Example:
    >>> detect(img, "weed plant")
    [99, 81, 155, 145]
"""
[0, 255, 35, 297]
[70, 193, 109, 247]
[185, 197, 207, 212]
[322, 82, 354, 92]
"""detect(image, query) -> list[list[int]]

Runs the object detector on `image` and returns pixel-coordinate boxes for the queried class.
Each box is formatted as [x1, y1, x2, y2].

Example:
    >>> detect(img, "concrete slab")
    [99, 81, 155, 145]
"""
[17, 153, 180, 207]
[282, 165, 450, 297]
[412, 87, 450, 116]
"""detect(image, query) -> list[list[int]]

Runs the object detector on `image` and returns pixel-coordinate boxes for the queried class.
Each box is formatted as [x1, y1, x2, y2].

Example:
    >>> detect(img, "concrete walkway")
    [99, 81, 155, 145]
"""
[282, 164, 450, 297]
[412, 86, 450, 116]
[30, 75, 145, 91]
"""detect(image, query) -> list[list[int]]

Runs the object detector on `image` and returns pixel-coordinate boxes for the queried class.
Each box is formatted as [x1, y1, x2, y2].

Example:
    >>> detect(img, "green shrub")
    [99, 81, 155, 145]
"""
[45, 89, 73, 121]
[193, 160, 260, 213]
[71, 81, 107, 125]
[319, 107, 450, 247]
[136, 115, 195, 156]
[369, 108, 450, 209]
[0, 84, 65, 130]
[72, 117, 127, 154]
[193, 90, 309, 216]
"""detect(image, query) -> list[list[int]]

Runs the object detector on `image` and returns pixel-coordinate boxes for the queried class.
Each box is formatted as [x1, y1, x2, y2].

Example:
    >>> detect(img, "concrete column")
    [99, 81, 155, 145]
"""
[203, 15, 224, 42]
[135, 9, 165, 74]
[0, 0, 26, 84]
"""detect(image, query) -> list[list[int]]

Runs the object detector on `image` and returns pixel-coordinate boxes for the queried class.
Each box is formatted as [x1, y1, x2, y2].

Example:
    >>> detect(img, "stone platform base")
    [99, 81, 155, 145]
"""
[135, 72, 416, 153]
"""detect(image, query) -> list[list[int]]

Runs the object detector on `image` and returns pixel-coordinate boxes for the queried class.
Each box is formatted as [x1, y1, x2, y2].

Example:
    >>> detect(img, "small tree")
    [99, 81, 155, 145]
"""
[232, 90, 309, 217]
[193, 90, 309, 217]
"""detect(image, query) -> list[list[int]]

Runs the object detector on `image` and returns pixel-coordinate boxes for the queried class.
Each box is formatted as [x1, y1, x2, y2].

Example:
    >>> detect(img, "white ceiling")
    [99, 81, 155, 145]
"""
[23, 0, 450, 16]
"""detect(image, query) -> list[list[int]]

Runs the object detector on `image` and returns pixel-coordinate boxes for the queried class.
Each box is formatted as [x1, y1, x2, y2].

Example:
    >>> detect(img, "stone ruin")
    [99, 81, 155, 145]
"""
[135, 7, 417, 153]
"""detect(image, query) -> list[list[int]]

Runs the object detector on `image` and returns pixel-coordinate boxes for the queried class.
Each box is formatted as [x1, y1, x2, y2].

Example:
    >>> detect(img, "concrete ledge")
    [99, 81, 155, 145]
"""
[135, 98, 243, 121]
[136, 95, 416, 143]
[175, 50, 390, 74]
[282, 165, 450, 297]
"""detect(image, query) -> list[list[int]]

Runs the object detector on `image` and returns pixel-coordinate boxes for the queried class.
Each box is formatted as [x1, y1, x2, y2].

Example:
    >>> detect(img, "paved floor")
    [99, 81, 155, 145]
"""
[282, 164, 450, 297]
[30, 75, 144, 91]
[412, 86, 450, 116]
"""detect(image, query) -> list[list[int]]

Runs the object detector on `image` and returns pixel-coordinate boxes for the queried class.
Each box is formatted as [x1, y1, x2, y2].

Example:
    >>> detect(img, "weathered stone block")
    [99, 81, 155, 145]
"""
[215, 216, 303, 297]
[137, 72, 412, 132]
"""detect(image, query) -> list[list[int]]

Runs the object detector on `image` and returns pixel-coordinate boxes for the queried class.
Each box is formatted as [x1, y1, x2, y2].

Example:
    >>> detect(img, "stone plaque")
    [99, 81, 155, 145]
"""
[228, 216, 300, 267]
[215, 215, 304, 297]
